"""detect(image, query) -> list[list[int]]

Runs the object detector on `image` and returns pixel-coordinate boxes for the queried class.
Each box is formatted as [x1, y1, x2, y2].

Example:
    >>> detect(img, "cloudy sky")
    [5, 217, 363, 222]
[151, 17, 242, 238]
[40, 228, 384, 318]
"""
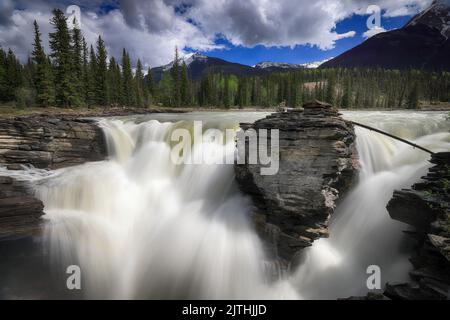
[0, 0, 434, 68]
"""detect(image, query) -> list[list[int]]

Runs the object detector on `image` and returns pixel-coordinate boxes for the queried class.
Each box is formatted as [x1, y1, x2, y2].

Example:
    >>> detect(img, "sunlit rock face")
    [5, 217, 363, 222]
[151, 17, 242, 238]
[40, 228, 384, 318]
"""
[235, 101, 358, 262]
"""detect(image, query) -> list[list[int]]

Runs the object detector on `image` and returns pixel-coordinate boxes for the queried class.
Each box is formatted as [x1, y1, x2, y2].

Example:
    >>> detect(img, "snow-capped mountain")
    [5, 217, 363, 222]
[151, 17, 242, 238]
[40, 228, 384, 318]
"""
[160, 53, 209, 72]
[300, 58, 333, 69]
[254, 61, 303, 71]
[322, 0, 450, 71]
[151, 54, 333, 82]
[253, 58, 333, 71]
[150, 53, 262, 81]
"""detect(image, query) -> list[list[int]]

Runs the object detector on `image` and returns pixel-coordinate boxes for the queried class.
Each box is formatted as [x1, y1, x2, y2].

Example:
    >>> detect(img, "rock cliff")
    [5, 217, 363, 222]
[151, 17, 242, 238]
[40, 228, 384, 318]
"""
[386, 152, 450, 300]
[0, 116, 106, 170]
[235, 101, 358, 263]
[0, 116, 107, 239]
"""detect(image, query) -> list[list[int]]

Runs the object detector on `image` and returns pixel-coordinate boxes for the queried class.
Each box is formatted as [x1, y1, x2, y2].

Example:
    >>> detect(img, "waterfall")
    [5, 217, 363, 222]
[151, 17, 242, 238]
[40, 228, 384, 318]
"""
[29, 111, 449, 299]
[291, 111, 450, 299]
[35, 117, 297, 299]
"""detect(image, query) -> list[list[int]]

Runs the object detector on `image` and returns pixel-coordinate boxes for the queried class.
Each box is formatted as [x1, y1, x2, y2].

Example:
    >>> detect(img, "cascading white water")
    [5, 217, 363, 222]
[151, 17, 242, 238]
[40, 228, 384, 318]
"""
[292, 111, 450, 299]
[35, 114, 298, 299]
[24, 111, 449, 299]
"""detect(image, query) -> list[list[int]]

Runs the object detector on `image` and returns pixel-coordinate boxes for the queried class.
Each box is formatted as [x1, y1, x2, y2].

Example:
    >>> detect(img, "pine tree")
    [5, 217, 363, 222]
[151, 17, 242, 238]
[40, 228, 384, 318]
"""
[326, 73, 336, 105]
[5, 49, 23, 102]
[0, 48, 6, 101]
[87, 45, 97, 106]
[31, 20, 55, 107]
[82, 38, 89, 105]
[49, 9, 81, 107]
[180, 62, 190, 106]
[407, 81, 420, 109]
[223, 75, 231, 108]
[146, 67, 154, 95]
[95, 36, 108, 106]
[146, 66, 154, 105]
[134, 59, 145, 107]
[107, 57, 121, 105]
[71, 17, 84, 106]
[171, 47, 181, 107]
[121, 49, 134, 106]
[341, 78, 351, 108]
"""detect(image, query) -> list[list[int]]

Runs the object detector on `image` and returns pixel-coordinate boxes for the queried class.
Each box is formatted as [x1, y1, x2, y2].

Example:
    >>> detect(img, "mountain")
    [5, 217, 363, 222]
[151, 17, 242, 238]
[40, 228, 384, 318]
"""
[322, 0, 450, 71]
[150, 53, 262, 81]
[252, 58, 332, 71]
[151, 54, 334, 82]
[254, 61, 304, 72]
[300, 57, 333, 69]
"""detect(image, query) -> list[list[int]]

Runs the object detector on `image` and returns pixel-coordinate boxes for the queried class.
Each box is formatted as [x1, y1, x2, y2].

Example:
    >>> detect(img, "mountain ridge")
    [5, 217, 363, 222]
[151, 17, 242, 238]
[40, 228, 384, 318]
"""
[150, 54, 330, 81]
[321, 0, 450, 71]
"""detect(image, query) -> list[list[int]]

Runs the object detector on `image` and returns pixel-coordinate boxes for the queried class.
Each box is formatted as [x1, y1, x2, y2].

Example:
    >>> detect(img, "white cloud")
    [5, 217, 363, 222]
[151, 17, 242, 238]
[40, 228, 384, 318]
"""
[0, 0, 435, 67]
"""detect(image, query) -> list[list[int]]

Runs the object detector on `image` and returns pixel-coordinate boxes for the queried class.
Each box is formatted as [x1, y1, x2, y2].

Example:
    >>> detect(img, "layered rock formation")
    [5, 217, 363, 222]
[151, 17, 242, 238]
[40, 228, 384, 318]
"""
[235, 101, 358, 262]
[0, 116, 107, 239]
[0, 116, 107, 170]
[386, 152, 450, 300]
[0, 176, 44, 239]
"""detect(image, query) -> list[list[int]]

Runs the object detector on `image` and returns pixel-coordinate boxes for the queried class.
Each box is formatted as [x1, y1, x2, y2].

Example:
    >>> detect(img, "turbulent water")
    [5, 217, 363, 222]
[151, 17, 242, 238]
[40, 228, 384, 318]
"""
[6, 111, 450, 299]
[292, 111, 450, 299]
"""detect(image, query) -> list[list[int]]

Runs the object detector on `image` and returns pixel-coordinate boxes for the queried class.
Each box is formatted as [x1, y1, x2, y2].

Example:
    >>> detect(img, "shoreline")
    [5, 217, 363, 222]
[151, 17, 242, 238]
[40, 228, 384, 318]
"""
[1, 105, 449, 119]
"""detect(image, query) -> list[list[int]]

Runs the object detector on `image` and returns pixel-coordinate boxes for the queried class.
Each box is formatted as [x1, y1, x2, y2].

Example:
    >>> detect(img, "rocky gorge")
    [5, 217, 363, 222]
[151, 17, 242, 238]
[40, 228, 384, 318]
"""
[0, 106, 448, 300]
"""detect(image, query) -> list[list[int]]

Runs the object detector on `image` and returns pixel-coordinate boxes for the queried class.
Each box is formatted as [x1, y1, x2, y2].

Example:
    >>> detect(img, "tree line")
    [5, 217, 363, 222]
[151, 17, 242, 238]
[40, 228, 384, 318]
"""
[1, 9, 449, 109]
[174, 68, 450, 109]
[0, 9, 155, 108]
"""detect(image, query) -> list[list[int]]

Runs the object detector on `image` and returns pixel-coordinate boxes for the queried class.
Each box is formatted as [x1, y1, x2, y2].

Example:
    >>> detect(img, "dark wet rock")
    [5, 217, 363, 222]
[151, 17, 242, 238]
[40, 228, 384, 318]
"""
[0, 176, 44, 239]
[235, 101, 358, 262]
[386, 152, 450, 300]
[0, 116, 107, 169]
[0, 115, 108, 240]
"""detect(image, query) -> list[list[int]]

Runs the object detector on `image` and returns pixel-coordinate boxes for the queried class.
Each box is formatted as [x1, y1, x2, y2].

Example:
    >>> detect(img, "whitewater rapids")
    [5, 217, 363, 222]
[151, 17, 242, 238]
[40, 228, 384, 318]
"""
[12, 111, 450, 299]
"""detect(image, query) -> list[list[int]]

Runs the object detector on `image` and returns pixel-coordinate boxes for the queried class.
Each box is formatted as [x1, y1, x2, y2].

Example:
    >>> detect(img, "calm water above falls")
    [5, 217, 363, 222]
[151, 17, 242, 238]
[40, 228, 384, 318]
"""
[14, 111, 450, 299]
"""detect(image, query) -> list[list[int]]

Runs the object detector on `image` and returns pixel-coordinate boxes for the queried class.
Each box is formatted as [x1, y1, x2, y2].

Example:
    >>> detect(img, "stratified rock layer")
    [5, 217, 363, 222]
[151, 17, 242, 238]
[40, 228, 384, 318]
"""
[0, 176, 44, 239]
[235, 101, 358, 262]
[0, 116, 107, 239]
[0, 116, 107, 170]
[386, 152, 450, 300]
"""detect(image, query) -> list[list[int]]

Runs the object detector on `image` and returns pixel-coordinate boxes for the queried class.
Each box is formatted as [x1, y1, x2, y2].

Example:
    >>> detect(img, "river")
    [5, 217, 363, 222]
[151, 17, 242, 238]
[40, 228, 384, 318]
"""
[2, 111, 449, 299]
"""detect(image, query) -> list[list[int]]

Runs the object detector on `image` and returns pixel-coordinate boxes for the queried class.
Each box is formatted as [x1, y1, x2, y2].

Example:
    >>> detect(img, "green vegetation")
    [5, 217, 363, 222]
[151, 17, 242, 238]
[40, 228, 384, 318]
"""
[0, 9, 450, 110]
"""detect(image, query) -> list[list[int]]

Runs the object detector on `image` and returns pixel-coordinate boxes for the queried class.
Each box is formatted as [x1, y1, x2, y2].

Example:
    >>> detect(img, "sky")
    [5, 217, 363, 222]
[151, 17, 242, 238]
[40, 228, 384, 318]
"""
[0, 0, 435, 68]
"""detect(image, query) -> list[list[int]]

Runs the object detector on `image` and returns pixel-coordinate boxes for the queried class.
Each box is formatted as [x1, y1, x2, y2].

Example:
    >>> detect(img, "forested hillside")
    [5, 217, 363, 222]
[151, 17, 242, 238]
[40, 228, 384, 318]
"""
[1, 9, 449, 110]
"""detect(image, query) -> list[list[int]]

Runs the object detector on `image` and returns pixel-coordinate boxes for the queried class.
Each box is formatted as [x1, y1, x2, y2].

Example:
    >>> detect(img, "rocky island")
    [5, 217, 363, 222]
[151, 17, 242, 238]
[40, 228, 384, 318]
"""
[235, 101, 358, 263]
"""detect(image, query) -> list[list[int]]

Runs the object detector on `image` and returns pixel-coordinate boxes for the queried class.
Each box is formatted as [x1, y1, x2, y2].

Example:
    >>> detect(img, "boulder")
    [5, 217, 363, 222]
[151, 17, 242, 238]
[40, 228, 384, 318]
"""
[235, 101, 358, 262]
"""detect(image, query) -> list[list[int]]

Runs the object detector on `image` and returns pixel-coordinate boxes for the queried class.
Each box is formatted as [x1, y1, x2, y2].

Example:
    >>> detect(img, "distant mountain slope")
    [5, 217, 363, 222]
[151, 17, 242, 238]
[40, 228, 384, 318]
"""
[254, 61, 304, 72]
[151, 53, 263, 81]
[322, 0, 450, 71]
[151, 53, 333, 82]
